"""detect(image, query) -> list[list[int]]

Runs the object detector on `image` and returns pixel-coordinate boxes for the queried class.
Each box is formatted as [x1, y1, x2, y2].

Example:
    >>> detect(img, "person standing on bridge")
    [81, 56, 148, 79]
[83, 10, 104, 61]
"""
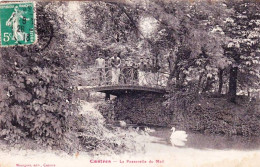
[104, 55, 112, 85]
[111, 54, 121, 85]
[121, 58, 131, 84]
[95, 55, 105, 85]
[138, 58, 146, 86]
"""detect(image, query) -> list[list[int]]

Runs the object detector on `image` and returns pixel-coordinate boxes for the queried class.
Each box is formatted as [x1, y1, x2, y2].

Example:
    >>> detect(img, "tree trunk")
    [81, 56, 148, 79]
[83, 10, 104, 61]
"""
[167, 53, 180, 87]
[218, 69, 224, 95]
[228, 67, 238, 103]
[198, 73, 204, 94]
[202, 77, 211, 93]
[175, 70, 181, 88]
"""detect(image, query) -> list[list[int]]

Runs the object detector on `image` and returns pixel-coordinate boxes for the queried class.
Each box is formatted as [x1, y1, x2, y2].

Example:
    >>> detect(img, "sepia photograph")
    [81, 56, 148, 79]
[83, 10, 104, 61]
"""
[0, 0, 260, 166]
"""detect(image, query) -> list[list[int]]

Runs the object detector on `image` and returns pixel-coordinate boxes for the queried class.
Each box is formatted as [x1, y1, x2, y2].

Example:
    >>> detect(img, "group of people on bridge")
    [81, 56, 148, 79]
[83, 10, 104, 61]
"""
[95, 55, 162, 86]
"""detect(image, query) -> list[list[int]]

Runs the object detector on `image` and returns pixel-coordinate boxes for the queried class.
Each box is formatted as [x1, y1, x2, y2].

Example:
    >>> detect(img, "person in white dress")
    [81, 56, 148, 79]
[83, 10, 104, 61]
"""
[111, 55, 121, 85]
[138, 58, 146, 86]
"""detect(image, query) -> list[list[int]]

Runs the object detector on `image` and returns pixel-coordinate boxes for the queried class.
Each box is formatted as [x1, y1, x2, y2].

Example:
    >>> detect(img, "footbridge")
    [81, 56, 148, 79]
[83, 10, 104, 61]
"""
[79, 66, 169, 97]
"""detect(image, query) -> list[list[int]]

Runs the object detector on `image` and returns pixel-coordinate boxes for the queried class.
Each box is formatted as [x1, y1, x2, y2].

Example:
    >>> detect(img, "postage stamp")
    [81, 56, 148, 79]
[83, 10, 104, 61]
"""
[0, 2, 36, 47]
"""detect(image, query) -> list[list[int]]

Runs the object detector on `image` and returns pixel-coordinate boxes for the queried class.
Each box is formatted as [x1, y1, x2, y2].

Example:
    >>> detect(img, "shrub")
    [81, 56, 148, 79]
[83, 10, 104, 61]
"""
[0, 3, 80, 152]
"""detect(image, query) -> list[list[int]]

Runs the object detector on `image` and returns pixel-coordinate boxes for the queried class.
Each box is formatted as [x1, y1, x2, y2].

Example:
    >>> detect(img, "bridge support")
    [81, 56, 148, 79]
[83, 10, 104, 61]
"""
[113, 92, 171, 126]
[105, 93, 110, 101]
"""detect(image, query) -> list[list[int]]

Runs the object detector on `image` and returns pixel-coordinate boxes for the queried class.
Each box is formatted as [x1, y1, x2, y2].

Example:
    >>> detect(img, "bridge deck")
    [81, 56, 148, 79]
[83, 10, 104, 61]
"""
[80, 66, 169, 96]
[80, 85, 166, 96]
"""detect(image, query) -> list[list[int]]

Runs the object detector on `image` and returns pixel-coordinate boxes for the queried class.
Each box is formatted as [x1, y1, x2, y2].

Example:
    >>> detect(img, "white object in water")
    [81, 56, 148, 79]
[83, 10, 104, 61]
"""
[119, 120, 127, 127]
[170, 127, 188, 147]
[144, 127, 155, 133]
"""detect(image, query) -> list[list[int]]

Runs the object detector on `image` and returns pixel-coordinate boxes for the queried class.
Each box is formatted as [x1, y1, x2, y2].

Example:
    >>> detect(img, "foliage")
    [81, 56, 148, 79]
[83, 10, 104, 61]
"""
[223, 0, 260, 101]
[0, 3, 80, 151]
[61, 0, 259, 101]
[0, 2, 150, 155]
[0, 0, 260, 154]
[114, 93, 171, 126]
[129, 0, 232, 90]
[168, 95, 260, 137]
[78, 101, 145, 155]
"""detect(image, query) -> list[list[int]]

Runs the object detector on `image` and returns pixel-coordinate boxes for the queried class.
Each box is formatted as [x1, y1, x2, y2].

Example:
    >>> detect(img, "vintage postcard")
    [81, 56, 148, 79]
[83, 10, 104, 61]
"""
[0, 0, 259, 167]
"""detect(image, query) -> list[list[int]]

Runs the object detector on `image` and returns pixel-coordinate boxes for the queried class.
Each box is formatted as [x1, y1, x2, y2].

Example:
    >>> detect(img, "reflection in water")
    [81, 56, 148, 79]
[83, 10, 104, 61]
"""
[148, 127, 260, 150]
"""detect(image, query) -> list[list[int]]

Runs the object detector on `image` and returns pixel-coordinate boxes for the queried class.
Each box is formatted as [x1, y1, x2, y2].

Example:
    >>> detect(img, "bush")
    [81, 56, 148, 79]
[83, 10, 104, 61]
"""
[96, 100, 115, 124]
[76, 101, 145, 155]
[167, 93, 260, 137]
[0, 3, 80, 152]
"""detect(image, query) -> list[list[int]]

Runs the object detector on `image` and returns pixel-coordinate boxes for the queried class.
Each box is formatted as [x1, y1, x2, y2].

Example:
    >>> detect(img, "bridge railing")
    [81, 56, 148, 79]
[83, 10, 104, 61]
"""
[83, 66, 169, 89]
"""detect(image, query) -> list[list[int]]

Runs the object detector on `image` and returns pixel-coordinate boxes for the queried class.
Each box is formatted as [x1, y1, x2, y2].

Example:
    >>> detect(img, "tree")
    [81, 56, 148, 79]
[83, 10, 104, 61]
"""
[131, 0, 231, 93]
[223, 0, 260, 102]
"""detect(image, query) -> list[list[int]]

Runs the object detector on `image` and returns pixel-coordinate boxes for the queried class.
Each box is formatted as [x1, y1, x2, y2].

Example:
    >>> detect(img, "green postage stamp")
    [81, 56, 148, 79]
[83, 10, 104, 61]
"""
[0, 2, 36, 47]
